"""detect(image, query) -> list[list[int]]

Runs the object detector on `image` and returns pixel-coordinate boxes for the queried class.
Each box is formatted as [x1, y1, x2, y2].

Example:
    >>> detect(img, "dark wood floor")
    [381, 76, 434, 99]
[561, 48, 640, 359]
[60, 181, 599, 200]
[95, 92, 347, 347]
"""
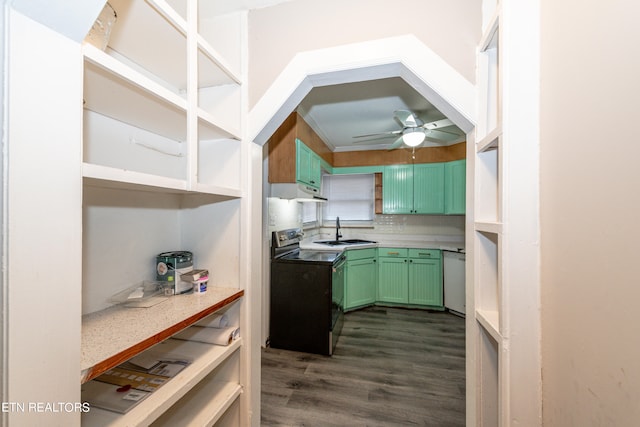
[261, 306, 466, 426]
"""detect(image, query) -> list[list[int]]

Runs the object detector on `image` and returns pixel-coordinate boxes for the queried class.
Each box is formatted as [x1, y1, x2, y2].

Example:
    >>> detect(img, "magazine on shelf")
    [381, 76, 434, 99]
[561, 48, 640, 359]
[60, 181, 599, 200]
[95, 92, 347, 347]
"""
[82, 354, 191, 414]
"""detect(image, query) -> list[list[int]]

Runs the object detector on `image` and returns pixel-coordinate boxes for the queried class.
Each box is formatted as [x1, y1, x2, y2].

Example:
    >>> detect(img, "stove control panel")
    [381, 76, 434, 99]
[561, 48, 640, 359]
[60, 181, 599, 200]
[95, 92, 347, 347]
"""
[273, 228, 304, 248]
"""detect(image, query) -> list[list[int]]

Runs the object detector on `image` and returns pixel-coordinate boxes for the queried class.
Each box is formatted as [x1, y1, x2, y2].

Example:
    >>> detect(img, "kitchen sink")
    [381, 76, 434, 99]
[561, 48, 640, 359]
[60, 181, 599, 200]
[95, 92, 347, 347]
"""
[314, 239, 377, 246]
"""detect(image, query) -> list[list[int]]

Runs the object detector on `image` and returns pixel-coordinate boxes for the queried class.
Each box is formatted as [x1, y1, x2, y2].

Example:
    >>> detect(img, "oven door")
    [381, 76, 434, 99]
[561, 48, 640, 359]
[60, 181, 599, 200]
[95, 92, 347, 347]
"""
[331, 255, 346, 351]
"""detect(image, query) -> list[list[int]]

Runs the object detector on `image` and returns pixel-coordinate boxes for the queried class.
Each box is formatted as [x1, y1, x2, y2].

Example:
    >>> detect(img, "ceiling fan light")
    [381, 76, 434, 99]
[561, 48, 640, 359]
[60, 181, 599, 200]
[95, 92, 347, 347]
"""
[402, 129, 425, 147]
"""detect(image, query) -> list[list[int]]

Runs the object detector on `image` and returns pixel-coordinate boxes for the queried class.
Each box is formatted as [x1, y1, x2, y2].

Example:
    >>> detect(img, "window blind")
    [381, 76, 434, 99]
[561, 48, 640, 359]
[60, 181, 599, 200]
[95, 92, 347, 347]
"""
[302, 201, 317, 224]
[322, 174, 374, 222]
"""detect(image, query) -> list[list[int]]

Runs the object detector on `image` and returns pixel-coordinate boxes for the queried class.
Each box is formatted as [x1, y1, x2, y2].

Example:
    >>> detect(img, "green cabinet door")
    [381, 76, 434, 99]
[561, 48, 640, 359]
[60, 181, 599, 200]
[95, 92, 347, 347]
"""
[445, 159, 466, 214]
[408, 257, 443, 307]
[295, 139, 321, 189]
[378, 256, 409, 303]
[382, 165, 413, 214]
[382, 163, 447, 214]
[309, 154, 322, 188]
[345, 258, 377, 310]
[413, 163, 445, 214]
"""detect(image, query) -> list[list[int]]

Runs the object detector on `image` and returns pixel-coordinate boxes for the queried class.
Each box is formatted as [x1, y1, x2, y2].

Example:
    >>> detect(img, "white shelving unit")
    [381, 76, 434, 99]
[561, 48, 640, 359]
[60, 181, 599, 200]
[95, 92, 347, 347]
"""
[80, 0, 249, 425]
[82, 337, 243, 426]
[471, 1, 503, 425]
[470, 1, 542, 425]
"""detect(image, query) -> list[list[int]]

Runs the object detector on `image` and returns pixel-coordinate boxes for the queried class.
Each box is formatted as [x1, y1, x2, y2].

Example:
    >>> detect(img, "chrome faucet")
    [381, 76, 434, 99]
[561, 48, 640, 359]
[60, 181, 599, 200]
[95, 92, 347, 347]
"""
[335, 216, 342, 242]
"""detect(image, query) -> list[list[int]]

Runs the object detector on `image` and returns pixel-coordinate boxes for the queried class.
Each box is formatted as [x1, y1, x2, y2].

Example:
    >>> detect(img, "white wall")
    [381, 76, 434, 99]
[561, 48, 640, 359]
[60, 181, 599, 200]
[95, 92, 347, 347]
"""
[0, 0, 7, 409]
[266, 197, 303, 231]
[82, 187, 183, 313]
[3, 8, 83, 425]
[247, 0, 481, 107]
[540, 1, 640, 424]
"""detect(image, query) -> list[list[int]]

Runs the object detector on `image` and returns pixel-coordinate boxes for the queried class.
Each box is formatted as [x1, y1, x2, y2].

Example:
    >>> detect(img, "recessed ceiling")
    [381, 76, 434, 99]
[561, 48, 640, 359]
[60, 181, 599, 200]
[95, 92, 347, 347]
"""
[297, 77, 465, 152]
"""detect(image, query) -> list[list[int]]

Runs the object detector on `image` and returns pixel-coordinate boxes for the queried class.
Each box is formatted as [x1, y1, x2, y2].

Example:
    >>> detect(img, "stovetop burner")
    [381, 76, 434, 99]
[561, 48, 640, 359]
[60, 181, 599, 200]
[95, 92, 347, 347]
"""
[278, 248, 341, 264]
[271, 228, 343, 265]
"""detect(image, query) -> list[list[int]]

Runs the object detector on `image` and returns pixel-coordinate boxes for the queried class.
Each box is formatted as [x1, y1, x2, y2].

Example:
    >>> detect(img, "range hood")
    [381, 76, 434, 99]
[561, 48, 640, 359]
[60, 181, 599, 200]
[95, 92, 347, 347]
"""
[270, 183, 327, 202]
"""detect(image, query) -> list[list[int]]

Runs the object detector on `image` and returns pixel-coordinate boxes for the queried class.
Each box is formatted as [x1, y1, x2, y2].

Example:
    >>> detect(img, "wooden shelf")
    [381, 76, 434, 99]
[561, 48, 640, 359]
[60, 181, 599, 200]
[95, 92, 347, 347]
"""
[81, 338, 242, 426]
[83, 163, 243, 199]
[479, 7, 500, 52]
[106, 0, 188, 91]
[476, 308, 501, 342]
[198, 35, 242, 87]
[198, 109, 242, 141]
[83, 163, 188, 193]
[151, 377, 242, 426]
[81, 288, 243, 383]
[476, 126, 502, 153]
[189, 182, 243, 198]
[83, 44, 188, 142]
[475, 221, 503, 234]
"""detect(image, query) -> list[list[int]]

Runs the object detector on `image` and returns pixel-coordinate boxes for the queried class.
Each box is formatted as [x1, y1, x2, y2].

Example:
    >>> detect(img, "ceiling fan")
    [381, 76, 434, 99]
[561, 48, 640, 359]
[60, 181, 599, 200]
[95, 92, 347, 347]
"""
[353, 110, 460, 150]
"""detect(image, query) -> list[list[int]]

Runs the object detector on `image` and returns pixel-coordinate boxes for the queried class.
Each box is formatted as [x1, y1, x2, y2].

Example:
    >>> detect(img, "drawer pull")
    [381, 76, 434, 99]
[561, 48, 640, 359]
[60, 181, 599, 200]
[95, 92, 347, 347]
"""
[387, 252, 400, 255]
[418, 252, 431, 257]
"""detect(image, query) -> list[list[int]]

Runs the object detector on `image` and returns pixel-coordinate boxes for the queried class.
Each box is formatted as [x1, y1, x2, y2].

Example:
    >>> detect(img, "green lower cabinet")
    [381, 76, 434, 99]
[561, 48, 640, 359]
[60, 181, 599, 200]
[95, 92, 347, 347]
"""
[408, 258, 443, 306]
[377, 248, 443, 309]
[344, 248, 377, 311]
[377, 257, 409, 303]
[344, 257, 377, 310]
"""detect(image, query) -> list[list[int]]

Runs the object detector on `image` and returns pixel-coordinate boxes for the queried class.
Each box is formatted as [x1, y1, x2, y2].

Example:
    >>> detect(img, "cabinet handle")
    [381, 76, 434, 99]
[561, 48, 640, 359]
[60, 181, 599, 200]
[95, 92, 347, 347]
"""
[388, 252, 399, 255]
[310, 180, 315, 184]
[404, 259, 407, 262]
[373, 259, 376, 263]
[409, 259, 413, 263]
[418, 252, 431, 257]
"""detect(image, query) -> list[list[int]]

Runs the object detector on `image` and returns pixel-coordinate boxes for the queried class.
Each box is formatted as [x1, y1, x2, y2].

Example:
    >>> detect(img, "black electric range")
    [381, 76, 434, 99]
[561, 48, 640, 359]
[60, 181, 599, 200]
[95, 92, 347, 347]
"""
[269, 228, 345, 355]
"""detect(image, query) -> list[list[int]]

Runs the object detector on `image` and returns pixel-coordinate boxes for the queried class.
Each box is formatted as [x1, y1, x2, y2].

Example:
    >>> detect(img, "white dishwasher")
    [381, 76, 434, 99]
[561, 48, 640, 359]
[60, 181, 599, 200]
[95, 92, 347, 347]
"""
[443, 250, 466, 316]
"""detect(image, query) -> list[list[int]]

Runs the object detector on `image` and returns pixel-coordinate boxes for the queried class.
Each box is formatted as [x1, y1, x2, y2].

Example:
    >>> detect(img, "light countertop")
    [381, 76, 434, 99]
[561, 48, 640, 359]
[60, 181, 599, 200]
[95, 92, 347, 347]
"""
[81, 286, 243, 382]
[300, 235, 465, 253]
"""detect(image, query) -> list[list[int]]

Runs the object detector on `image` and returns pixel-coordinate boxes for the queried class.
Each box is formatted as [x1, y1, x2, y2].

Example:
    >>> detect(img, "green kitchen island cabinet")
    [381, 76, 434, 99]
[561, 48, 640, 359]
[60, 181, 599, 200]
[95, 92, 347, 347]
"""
[382, 163, 445, 214]
[344, 248, 377, 311]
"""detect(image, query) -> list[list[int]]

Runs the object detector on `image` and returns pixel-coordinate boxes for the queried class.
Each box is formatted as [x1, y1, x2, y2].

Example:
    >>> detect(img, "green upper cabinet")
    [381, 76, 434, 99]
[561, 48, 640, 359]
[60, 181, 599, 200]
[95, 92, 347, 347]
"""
[445, 159, 466, 215]
[382, 165, 414, 214]
[295, 139, 322, 190]
[382, 163, 445, 214]
[413, 163, 445, 214]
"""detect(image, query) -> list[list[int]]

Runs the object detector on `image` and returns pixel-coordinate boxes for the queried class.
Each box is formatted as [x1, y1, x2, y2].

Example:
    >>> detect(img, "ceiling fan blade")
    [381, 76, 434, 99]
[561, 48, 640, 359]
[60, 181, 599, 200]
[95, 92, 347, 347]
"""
[387, 136, 404, 150]
[426, 130, 463, 142]
[352, 130, 401, 139]
[394, 110, 418, 128]
[352, 134, 400, 143]
[422, 118, 454, 130]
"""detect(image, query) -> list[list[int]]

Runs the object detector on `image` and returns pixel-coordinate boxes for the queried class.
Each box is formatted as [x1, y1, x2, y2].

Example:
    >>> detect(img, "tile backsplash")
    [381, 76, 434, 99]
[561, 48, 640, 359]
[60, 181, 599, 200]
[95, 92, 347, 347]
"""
[267, 197, 464, 240]
[372, 214, 464, 236]
[267, 198, 302, 233]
